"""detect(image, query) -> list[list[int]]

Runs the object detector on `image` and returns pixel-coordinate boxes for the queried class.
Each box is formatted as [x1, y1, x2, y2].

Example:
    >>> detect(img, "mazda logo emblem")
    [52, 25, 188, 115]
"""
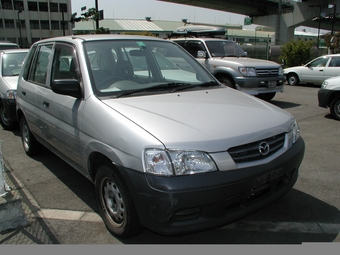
[259, 142, 270, 156]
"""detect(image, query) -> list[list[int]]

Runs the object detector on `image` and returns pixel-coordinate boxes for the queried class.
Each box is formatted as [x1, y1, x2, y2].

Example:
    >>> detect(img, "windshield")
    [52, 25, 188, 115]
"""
[1, 52, 27, 77]
[84, 39, 217, 97]
[205, 40, 247, 57]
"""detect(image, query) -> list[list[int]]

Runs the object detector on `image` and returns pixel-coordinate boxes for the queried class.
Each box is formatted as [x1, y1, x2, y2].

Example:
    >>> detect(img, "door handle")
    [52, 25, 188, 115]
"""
[22, 91, 26, 96]
[43, 101, 49, 108]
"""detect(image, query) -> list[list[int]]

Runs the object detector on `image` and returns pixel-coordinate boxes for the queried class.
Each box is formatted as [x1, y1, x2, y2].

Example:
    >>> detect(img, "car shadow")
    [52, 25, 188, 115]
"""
[269, 100, 301, 109]
[122, 188, 340, 244]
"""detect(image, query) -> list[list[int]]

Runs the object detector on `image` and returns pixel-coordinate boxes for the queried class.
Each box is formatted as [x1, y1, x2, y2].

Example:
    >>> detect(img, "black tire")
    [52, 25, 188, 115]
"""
[0, 103, 16, 130]
[256, 92, 276, 101]
[330, 95, 340, 120]
[20, 116, 40, 156]
[95, 163, 143, 238]
[286, 73, 299, 86]
[217, 76, 236, 89]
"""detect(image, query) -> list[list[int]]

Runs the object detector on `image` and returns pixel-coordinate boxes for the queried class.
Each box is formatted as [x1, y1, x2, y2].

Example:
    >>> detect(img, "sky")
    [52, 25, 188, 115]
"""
[71, 0, 255, 28]
[71, 0, 321, 33]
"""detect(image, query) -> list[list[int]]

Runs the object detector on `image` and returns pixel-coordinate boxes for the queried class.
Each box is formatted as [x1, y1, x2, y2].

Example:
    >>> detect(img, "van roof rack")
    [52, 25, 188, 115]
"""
[170, 25, 226, 38]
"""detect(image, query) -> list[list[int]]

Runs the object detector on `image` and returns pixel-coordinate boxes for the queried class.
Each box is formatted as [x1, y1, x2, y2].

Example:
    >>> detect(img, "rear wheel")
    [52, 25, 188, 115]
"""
[330, 95, 340, 120]
[287, 73, 299, 86]
[0, 103, 15, 130]
[20, 116, 40, 156]
[95, 163, 143, 238]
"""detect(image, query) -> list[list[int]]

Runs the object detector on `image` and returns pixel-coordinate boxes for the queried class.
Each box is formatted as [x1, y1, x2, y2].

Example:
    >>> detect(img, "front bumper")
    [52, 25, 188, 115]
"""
[1, 98, 17, 122]
[123, 137, 305, 236]
[318, 88, 334, 108]
[235, 75, 285, 95]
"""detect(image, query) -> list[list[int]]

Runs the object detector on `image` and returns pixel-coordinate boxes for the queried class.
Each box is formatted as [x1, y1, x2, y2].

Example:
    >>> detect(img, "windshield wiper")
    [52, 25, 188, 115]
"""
[170, 81, 219, 92]
[113, 83, 187, 98]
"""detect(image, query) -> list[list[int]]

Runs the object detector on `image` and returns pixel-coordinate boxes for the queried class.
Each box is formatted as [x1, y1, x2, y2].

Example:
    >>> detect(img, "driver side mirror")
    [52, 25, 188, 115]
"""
[197, 50, 207, 59]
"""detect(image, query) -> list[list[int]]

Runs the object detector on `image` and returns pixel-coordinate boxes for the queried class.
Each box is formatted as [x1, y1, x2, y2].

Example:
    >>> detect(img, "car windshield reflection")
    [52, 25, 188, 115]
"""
[84, 40, 216, 97]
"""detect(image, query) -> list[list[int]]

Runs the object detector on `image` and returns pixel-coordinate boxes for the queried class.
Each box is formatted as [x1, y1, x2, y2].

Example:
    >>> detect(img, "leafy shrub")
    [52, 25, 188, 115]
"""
[279, 40, 314, 67]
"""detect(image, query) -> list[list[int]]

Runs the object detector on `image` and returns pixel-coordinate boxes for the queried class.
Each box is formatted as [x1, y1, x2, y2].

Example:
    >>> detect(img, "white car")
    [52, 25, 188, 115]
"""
[284, 54, 340, 86]
[318, 76, 340, 120]
[0, 49, 28, 130]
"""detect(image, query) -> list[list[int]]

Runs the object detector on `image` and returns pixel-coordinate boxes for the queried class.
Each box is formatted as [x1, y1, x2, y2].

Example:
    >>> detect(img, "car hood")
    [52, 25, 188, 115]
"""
[103, 88, 292, 152]
[283, 66, 305, 74]
[214, 57, 280, 67]
[1, 76, 19, 90]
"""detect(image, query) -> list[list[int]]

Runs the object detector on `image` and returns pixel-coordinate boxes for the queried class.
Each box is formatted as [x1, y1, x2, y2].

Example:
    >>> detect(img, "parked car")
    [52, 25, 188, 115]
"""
[0, 42, 20, 50]
[170, 26, 285, 101]
[0, 49, 28, 130]
[284, 54, 340, 86]
[16, 35, 305, 238]
[318, 76, 340, 120]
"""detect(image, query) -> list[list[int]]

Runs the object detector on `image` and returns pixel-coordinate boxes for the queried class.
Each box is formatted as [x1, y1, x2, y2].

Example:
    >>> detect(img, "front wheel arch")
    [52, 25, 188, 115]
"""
[94, 161, 144, 238]
[286, 73, 300, 86]
[216, 74, 236, 89]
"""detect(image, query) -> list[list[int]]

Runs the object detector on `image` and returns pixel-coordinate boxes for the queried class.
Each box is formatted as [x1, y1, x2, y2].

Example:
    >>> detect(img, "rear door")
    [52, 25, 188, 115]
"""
[323, 56, 340, 81]
[18, 44, 53, 141]
[40, 43, 85, 170]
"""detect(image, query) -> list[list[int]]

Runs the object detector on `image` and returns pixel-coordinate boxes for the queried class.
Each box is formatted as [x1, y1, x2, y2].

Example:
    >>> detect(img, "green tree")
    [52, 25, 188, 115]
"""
[81, 7, 99, 33]
[279, 39, 314, 67]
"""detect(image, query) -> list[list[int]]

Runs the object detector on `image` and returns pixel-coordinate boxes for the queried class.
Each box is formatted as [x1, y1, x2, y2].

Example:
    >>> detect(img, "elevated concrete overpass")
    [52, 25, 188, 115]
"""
[160, 0, 340, 44]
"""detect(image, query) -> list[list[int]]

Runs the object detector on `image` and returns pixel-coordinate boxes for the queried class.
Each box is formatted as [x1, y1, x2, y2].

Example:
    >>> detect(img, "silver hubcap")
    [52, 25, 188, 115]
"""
[289, 76, 296, 85]
[102, 178, 125, 226]
[22, 123, 30, 151]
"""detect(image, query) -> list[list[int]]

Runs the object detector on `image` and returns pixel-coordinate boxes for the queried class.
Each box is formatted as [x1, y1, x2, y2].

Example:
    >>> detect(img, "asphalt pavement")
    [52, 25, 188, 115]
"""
[0, 84, 340, 246]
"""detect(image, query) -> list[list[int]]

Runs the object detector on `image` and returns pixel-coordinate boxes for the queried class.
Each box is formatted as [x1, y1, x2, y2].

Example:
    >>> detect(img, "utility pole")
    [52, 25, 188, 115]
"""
[95, 0, 99, 30]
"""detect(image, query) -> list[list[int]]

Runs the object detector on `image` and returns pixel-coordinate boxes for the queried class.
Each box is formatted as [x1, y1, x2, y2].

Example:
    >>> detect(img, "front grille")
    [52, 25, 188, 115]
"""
[256, 68, 279, 77]
[228, 133, 285, 163]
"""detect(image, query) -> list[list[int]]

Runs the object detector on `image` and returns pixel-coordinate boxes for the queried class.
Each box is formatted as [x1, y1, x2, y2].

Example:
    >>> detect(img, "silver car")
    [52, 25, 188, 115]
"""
[0, 49, 28, 130]
[16, 35, 305, 238]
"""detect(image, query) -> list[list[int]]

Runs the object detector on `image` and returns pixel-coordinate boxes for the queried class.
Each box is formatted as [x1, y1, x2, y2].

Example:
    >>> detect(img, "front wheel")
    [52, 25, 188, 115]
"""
[286, 73, 299, 86]
[95, 163, 143, 238]
[330, 95, 340, 120]
[0, 104, 16, 130]
[217, 76, 236, 89]
[256, 92, 276, 101]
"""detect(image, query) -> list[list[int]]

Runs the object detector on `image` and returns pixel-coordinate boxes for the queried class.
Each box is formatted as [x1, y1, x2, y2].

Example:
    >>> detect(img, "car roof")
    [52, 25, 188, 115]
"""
[171, 37, 233, 42]
[31, 34, 167, 45]
[0, 49, 29, 54]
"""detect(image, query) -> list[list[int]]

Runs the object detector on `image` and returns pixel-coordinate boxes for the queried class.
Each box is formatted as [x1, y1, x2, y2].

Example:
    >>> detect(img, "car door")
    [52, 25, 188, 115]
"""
[40, 42, 85, 170]
[18, 44, 53, 141]
[300, 57, 330, 84]
[323, 56, 340, 81]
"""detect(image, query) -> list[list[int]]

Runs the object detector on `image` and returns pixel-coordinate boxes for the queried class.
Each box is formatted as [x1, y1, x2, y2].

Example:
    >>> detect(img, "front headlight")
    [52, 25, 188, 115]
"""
[6, 90, 16, 99]
[321, 81, 328, 89]
[143, 149, 217, 176]
[278, 66, 283, 76]
[287, 118, 300, 149]
[239, 67, 257, 76]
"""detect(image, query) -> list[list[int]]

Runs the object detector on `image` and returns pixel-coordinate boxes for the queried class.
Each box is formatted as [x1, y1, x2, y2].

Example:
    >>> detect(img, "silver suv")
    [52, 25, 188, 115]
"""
[171, 37, 285, 101]
[16, 35, 304, 238]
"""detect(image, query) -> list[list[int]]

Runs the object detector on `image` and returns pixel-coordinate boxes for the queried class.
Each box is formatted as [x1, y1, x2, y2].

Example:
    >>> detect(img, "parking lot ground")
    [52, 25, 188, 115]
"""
[0, 84, 339, 245]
